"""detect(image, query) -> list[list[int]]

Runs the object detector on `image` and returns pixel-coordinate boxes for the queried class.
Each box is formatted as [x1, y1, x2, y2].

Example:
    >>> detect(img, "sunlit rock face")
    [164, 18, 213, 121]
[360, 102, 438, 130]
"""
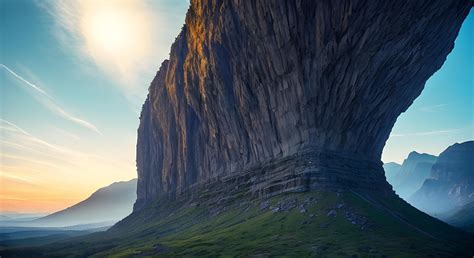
[135, 0, 472, 210]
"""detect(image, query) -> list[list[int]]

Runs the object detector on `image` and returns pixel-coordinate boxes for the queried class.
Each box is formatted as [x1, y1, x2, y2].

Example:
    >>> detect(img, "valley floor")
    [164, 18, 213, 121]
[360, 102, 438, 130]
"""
[1, 190, 473, 257]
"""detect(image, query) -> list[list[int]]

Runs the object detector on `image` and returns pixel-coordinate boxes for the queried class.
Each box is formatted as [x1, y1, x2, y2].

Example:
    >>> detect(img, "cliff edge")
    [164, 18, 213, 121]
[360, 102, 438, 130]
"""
[136, 0, 472, 210]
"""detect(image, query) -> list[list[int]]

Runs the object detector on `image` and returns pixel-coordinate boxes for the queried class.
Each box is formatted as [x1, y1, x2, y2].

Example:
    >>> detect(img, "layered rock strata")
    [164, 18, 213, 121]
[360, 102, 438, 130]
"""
[136, 0, 472, 210]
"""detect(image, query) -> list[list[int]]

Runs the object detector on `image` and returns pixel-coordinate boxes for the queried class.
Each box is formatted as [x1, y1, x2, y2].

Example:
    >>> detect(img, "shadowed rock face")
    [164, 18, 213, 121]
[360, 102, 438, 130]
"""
[409, 141, 474, 214]
[135, 0, 472, 210]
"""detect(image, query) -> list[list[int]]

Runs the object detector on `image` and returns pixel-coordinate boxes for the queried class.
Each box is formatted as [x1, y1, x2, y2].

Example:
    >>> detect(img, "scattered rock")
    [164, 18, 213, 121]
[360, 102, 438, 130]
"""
[320, 222, 330, 228]
[299, 205, 307, 213]
[260, 201, 270, 210]
[153, 244, 169, 254]
[327, 209, 337, 217]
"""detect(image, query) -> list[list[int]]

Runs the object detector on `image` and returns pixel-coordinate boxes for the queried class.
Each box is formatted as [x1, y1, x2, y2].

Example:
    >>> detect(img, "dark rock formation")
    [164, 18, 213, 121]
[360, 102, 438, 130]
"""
[386, 152, 437, 199]
[409, 141, 474, 214]
[136, 0, 472, 210]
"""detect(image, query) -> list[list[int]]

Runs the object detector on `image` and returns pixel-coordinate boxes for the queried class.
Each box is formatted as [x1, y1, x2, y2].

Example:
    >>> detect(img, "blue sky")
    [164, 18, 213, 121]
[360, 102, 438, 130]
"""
[0, 1, 472, 212]
[383, 10, 473, 163]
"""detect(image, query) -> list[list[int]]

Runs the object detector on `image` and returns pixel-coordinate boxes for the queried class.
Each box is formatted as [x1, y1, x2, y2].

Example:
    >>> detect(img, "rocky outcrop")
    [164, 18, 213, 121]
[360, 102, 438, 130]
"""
[135, 0, 472, 210]
[409, 141, 474, 214]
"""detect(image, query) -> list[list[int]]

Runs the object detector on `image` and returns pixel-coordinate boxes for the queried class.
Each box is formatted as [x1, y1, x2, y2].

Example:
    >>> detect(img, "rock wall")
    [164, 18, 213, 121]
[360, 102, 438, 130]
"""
[135, 0, 472, 210]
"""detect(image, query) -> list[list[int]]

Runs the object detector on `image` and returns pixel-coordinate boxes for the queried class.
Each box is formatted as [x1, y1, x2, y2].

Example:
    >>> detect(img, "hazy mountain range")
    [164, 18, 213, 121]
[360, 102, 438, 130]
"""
[1, 179, 137, 228]
[384, 151, 437, 199]
[384, 141, 474, 232]
[0, 179, 137, 248]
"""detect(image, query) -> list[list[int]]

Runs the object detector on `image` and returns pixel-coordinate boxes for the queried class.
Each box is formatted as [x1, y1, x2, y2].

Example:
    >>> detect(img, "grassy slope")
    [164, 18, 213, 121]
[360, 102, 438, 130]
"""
[2, 191, 473, 257]
[445, 202, 474, 233]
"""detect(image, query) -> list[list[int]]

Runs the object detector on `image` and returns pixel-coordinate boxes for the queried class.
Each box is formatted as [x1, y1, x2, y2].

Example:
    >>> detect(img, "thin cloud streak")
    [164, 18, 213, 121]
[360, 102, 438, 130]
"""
[1, 64, 52, 98]
[1, 119, 78, 155]
[1, 154, 71, 171]
[389, 126, 471, 137]
[419, 103, 448, 112]
[1, 120, 135, 172]
[1, 64, 101, 134]
[0, 173, 38, 186]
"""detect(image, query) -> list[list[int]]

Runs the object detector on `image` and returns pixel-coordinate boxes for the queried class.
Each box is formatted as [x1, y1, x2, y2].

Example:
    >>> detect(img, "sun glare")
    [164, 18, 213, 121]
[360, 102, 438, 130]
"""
[87, 11, 131, 54]
[78, 0, 154, 81]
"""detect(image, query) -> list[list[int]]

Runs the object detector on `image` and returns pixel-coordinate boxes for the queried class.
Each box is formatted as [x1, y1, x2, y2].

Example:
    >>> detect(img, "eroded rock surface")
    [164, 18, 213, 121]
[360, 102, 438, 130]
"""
[135, 0, 472, 210]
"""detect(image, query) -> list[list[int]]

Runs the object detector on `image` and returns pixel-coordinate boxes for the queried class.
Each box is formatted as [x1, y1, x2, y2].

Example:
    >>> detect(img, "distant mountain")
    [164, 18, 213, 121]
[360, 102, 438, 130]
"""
[34, 179, 137, 227]
[387, 152, 437, 199]
[0, 212, 49, 222]
[409, 141, 474, 214]
[438, 201, 474, 233]
[383, 162, 401, 183]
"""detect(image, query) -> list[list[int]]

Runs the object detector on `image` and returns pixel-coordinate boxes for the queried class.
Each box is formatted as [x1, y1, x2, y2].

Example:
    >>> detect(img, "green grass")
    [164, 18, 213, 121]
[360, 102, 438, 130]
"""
[1, 190, 473, 257]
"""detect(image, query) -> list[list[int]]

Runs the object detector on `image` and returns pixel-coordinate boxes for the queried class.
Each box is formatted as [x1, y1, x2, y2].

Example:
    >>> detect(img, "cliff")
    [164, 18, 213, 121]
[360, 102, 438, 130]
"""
[409, 141, 474, 214]
[136, 0, 472, 210]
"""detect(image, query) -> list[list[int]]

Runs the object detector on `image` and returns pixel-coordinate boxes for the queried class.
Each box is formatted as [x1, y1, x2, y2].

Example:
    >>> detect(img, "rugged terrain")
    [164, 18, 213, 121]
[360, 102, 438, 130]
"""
[136, 0, 471, 210]
[1, 0, 473, 256]
[410, 141, 474, 214]
[384, 152, 437, 199]
[2, 188, 473, 257]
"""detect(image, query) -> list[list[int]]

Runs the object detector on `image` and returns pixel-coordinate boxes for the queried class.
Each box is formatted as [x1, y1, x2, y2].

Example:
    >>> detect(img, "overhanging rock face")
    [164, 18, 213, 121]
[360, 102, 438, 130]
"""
[135, 0, 472, 210]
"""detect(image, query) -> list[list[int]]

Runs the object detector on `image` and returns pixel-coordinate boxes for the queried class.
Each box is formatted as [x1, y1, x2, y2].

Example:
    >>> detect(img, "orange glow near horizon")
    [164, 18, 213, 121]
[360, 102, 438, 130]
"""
[0, 119, 137, 214]
[0, 177, 83, 213]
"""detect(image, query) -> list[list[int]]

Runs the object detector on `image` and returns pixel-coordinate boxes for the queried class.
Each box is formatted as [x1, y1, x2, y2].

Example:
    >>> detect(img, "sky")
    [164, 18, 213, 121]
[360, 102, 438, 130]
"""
[0, 1, 472, 213]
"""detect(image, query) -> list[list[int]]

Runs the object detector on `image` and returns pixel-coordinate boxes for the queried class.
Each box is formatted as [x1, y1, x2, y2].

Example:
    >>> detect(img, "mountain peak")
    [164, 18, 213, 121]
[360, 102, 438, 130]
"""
[34, 179, 137, 227]
[409, 141, 474, 214]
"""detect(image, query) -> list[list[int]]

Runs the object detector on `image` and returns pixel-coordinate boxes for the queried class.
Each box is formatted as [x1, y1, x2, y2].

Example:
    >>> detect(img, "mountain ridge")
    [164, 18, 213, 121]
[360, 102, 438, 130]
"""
[34, 179, 137, 227]
[388, 151, 437, 199]
[409, 141, 474, 214]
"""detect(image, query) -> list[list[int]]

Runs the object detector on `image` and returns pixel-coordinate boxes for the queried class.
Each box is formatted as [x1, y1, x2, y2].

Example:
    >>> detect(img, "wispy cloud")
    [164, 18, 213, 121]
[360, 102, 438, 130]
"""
[0, 119, 134, 171]
[419, 103, 448, 112]
[1, 154, 70, 171]
[389, 126, 471, 137]
[39, 0, 158, 105]
[1, 64, 101, 134]
[0, 165, 39, 185]
[49, 126, 81, 141]
[1, 119, 86, 157]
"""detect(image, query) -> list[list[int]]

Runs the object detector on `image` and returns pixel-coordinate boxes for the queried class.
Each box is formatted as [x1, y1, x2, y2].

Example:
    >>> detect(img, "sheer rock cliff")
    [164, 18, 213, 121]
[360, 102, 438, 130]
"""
[135, 0, 472, 210]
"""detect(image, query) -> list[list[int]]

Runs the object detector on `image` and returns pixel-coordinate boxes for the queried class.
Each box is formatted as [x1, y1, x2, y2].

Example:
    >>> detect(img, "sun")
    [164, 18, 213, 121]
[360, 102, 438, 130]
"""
[86, 10, 132, 54]
[78, 0, 153, 77]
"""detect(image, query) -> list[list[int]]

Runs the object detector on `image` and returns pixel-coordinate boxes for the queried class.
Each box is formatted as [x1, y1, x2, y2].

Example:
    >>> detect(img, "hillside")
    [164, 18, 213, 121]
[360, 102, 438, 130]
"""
[1, 0, 472, 256]
[2, 189, 473, 257]
[443, 201, 474, 233]
[34, 179, 137, 227]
